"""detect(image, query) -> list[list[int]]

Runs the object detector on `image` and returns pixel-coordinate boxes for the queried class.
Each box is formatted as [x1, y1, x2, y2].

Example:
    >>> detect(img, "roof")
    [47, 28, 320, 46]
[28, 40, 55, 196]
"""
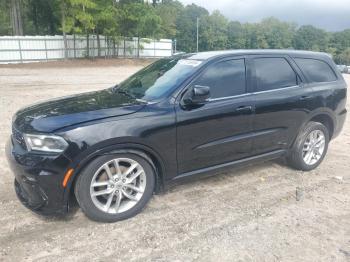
[184, 49, 331, 61]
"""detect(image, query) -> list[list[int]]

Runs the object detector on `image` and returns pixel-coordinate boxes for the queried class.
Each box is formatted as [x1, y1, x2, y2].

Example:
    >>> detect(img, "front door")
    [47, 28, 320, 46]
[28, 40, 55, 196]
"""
[175, 58, 254, 175]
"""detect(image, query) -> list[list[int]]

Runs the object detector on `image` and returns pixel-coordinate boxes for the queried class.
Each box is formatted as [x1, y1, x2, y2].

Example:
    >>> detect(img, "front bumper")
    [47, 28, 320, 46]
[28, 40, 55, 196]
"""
[5, 137, 71, 216]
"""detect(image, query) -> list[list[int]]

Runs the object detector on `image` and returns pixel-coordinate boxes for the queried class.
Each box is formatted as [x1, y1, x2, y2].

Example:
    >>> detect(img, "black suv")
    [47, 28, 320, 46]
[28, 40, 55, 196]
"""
[6, 50, 347, 222]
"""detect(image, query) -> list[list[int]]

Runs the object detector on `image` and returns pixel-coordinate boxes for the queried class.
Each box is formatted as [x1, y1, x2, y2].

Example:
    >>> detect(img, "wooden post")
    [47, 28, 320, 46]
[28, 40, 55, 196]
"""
[137, 37, 140, 58]
[105, 36, 107, 59]
[92, 34, 95, 60]
[44, 38, 48, 61]
[18, 39, 23, 63]
[97, 34, 101, 57]
[106, 36, 109, 58]
[63, 33, 68, 60]
[86, 33, 89, 58]
[73, 34, 76, 58]
[123, 37, 126, 58]
[154, 39, 156, 57]
[116, 39, 119, 58]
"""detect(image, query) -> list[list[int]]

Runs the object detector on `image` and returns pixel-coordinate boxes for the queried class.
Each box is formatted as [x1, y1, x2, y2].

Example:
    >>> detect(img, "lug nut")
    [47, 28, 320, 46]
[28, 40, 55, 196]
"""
[122, 179, 126, 183]
[111, 185, 114, 188]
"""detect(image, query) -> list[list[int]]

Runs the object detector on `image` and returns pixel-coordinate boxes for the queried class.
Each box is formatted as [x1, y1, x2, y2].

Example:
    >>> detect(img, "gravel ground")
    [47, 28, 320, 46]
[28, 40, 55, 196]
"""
[0, 60, 349, 262]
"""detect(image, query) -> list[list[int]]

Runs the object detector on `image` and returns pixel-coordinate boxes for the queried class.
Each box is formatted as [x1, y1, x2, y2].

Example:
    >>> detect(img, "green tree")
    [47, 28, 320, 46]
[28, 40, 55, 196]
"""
[155, 0, 184, 39]
[331, 30, 350, 52]
[91, 0, 120, 56]
[336, 48, 350, 65]
[200, 10, 229, 50]
[260, 17, 296, 49]
[227, 21, 246, 49]
[117, 2, 161, 56]
[59, 0, 96, 58]
[138, 5, 162, 38]
[176, 4, 209, 52]
[293, 25, 329, 51]
[0, 1, 11, 35]
[62, 0, 96, 35]
[91, 0, 119, 36]
[243, 23, 268, 49]
[24, 0, 60, 35]
[117, 2, 161, 38]
[118, 2, 144, 37]
[330, 29, 350, 63]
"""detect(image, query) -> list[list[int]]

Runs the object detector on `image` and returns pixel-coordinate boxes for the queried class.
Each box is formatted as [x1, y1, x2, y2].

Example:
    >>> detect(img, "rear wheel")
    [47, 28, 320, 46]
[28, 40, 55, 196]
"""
[75, 153, 155, 222]
[287, 121, 329, 171]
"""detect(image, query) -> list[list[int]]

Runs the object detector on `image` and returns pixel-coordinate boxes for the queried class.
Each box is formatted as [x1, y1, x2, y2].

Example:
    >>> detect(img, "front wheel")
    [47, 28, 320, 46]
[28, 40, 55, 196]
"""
[287, 121, 329, 171]
[75, 153, 155, 222]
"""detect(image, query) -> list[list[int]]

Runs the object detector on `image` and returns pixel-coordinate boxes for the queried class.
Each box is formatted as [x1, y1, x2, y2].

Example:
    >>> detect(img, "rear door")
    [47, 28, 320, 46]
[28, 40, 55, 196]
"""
[250, 55, 314, 155]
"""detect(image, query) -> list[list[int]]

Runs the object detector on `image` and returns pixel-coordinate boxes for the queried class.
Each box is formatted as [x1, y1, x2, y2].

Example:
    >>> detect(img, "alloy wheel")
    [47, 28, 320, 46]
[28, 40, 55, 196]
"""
[302, 129, 326, 166]
[89, 158, 146, 214]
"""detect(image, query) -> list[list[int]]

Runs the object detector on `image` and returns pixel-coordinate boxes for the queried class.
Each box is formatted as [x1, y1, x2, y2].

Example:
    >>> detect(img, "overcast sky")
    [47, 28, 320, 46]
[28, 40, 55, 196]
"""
[179, 0, 350, 31]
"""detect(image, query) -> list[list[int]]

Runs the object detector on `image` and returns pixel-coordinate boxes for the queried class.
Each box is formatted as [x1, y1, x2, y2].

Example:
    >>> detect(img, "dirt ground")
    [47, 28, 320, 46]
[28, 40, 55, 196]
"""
[0, 59, 349, 262]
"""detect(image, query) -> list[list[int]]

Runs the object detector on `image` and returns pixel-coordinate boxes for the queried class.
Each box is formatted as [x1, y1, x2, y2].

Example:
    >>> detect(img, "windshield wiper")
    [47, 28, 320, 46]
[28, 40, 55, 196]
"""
[111, 84, 119, 92]
[115, 89, 148, 104]
[115, 89, 136, 99]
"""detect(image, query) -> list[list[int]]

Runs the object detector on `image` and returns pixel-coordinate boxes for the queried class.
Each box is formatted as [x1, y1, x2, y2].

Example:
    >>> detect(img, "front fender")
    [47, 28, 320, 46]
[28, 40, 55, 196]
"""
[62, 141, 169, 210]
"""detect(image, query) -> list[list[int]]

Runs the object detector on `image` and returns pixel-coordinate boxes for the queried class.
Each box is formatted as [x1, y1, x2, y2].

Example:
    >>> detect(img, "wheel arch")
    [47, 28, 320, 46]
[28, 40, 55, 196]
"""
[291, 109, 336, 148]
[63, 142, 167, 209]
[309, 114, 334, 139]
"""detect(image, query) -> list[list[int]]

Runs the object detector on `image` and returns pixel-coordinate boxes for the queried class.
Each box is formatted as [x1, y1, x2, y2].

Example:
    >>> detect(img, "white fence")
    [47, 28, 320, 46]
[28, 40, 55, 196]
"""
[0, 35, 173, 63]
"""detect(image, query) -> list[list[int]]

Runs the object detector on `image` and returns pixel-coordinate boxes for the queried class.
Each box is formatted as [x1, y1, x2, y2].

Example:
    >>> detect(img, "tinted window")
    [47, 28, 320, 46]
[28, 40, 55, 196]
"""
[294, 58, 337, 83]
[194, 59, 246, 98]
[254, 58, 298, 92]
[117, 58, 200, 101]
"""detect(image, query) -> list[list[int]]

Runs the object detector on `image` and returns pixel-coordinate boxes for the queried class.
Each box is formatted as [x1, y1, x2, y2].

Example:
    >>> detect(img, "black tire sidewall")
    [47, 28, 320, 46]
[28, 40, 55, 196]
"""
[292, 122, 329, 171]
[75, 153, 155, 223]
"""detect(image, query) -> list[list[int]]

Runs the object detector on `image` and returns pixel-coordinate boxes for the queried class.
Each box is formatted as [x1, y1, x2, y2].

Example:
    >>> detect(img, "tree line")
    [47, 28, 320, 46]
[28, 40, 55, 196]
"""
[1, 0, 350, 64]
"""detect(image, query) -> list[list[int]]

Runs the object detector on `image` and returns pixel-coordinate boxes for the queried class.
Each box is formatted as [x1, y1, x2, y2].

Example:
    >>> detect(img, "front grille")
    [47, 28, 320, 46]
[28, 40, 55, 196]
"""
[12, 126, 27, 150]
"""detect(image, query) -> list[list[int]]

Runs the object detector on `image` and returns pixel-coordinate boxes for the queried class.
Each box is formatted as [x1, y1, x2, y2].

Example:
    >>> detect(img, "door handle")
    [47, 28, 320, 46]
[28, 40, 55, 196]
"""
[235, 105, 253, 112]
[299, 95, 312, 101]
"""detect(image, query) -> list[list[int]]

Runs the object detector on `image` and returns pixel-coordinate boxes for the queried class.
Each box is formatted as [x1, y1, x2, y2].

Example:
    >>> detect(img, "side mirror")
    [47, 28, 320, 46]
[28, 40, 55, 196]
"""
[182, 85, 210, 106]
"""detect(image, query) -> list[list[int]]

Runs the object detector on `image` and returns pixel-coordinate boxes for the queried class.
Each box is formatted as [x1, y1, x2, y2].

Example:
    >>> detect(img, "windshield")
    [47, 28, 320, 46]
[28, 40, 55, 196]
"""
[116, 57, 202, 101]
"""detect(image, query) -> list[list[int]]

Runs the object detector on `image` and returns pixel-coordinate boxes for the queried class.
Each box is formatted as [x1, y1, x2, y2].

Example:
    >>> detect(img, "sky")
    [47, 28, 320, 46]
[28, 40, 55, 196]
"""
[179, 0, 350, 31]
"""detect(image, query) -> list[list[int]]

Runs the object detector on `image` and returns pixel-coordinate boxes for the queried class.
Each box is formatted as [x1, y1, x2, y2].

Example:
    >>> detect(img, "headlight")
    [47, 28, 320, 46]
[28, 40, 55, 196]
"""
[24, 134, 68, 153]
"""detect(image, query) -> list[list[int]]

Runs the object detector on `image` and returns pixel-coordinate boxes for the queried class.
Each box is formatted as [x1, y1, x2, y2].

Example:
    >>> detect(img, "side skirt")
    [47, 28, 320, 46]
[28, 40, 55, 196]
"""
[171, 149, 287, 183]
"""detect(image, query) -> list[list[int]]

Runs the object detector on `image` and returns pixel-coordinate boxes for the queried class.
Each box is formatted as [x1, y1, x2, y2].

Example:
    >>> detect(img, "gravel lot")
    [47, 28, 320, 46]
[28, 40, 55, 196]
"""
[0, 60, 349, 262]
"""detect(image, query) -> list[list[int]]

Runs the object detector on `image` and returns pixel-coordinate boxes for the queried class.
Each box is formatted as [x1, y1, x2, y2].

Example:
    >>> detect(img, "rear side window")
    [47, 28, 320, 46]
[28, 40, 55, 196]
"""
[254, 58, 298, 92]
[193, 59, 246, 99]
[294, 58, 337, 83]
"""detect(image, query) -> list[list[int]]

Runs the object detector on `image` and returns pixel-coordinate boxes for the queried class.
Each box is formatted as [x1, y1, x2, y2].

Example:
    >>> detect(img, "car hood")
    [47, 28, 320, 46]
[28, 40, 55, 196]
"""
[13, 88, 146, 133]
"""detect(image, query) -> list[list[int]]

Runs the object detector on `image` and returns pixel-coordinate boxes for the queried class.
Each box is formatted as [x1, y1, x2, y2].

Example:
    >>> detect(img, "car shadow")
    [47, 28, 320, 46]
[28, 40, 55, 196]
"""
[164, 158, 292, 194]
[37, 158, 292, 222]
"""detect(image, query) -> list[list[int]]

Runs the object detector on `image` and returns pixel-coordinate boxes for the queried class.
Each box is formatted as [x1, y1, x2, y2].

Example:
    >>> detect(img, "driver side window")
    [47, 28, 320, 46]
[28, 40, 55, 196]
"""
[192, 59, 246, 99]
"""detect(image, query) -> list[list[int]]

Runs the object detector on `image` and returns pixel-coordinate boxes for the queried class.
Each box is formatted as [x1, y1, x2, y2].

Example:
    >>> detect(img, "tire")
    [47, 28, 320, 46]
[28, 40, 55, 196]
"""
[75, 153, 155, 222]
[287, 121, 329, 171]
